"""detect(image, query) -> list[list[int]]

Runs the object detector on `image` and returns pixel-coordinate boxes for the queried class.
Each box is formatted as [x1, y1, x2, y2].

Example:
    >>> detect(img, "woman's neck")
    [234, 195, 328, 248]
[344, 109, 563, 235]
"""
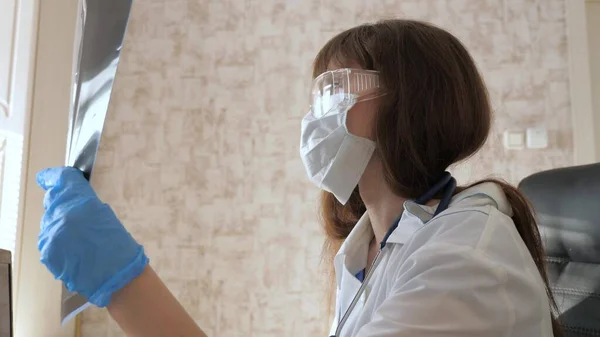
[358, 159, 408, 245]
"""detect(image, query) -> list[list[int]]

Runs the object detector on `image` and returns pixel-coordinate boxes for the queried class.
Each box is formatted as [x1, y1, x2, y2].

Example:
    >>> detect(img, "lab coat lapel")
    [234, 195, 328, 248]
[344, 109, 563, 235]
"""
[337, 256, 363, 320]
[333, 213, 372, 328]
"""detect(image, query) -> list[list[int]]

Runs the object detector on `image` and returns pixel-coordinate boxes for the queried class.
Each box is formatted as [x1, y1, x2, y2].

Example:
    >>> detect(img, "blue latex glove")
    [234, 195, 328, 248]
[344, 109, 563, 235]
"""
[37, 166, 148, 307]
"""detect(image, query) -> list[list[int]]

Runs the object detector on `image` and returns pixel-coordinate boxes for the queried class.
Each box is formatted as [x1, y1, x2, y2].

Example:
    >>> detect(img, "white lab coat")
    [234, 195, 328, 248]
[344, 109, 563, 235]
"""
[330, 182, 554, 337]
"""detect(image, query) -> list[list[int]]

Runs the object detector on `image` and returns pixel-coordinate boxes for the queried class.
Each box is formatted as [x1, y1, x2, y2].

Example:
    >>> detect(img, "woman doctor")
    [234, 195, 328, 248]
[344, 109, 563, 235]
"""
[37, 20, 562, 337]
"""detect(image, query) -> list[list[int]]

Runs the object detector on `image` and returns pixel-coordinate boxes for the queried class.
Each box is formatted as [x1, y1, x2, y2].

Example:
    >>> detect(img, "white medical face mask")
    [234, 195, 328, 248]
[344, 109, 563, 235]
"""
[299, 94, 376, 204]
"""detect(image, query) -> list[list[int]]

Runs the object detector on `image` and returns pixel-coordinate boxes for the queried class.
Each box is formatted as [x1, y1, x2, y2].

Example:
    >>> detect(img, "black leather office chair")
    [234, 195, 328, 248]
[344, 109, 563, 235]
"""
[519, 163, 600, 336]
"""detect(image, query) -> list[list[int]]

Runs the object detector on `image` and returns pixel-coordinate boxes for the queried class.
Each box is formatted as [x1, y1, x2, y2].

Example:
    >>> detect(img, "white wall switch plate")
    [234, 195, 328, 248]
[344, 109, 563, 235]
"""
[503, 130, 525, 149]
[526, 127, 548, 149]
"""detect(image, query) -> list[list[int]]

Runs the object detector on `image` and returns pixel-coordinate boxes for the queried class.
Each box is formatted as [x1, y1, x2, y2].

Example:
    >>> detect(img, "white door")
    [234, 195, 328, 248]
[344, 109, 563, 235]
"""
[587, 0, 600, 161]
[0, 0, 79, 336]
[567, 0, 600, 164]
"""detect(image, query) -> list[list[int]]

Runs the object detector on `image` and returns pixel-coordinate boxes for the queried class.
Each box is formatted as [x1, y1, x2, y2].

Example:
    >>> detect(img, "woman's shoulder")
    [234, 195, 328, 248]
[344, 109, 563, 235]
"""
[395, 205, 540, 278]
[394, 206, 543, 288]
[405, 204, 514, 252]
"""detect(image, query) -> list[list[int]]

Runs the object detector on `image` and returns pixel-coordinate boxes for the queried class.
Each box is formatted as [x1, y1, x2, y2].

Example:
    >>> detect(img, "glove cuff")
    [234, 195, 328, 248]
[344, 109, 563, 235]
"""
[88, 246, 150, 307]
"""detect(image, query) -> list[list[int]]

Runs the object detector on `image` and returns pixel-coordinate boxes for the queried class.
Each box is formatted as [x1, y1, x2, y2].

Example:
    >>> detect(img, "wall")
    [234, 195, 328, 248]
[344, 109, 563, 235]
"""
[81, 0, 573, 336]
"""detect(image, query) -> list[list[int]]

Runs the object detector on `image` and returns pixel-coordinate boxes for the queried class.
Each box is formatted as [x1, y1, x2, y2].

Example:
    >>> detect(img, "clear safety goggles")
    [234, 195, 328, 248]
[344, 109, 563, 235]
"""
[309, 68, 383, 119]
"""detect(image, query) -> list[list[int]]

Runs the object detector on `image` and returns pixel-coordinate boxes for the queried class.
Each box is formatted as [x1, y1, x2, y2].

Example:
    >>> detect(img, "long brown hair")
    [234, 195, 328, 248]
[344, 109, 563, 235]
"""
[314, 19, 562, 336]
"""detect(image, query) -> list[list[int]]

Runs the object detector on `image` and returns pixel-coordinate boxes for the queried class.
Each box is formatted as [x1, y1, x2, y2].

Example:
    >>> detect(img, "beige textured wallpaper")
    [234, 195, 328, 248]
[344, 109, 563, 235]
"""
[81, 0, 572, 336]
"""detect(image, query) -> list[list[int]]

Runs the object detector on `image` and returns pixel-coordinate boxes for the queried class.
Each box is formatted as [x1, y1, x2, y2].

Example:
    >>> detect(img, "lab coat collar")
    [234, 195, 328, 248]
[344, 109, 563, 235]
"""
[386, 182, 512, 244]
[334, 182, 512, 278]
[334, 214, 372, 285]
[333, 214, 371, 315]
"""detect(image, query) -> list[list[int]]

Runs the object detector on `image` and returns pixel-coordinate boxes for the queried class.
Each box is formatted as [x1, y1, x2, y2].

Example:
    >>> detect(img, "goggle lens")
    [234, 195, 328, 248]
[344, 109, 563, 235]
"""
[309, 69, 381, 119]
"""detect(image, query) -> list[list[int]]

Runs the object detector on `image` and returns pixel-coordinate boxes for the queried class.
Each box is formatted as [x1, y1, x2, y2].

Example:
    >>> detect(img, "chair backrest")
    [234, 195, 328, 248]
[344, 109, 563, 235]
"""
[519, 163, 600, 337]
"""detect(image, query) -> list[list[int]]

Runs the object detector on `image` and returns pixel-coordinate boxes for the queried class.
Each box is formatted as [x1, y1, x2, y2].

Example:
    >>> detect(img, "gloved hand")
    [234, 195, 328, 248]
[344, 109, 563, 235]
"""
[37, 166, 149, 307]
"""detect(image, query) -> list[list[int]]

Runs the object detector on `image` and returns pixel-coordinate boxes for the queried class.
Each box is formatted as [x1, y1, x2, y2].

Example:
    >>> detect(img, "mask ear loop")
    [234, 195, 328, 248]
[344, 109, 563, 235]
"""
[354, 91, 387, 104]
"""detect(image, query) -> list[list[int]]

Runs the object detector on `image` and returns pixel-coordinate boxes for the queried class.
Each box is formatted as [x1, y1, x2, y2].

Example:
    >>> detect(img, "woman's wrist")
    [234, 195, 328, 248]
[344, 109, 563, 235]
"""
[108, 263, 153, 311]
[92, 247, 149, 307]
[107, 265, 208, 337]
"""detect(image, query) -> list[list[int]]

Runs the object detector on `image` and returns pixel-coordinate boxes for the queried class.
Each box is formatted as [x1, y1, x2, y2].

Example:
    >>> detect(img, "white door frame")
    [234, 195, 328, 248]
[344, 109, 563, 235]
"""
[566, 0, 596, 165]
[13, 0, 79, 336]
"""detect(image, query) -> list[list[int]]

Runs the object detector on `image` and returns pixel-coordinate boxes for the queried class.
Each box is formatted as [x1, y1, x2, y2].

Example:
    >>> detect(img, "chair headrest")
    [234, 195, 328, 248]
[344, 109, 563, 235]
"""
[519, 163, 600, 264]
